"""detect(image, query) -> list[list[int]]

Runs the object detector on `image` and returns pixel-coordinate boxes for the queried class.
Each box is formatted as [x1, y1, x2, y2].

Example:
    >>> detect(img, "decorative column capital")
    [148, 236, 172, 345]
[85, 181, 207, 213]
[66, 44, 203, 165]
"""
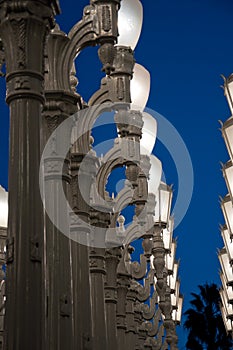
[0, 0, 60, 104]
[0, 0, 60, 21]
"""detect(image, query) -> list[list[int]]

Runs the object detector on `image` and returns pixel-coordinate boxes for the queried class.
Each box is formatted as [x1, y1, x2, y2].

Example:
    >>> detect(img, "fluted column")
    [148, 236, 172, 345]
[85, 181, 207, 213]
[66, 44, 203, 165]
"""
[104, 248, 120, 350]
[42, 27, 81, 350]
[125, 280, 137, 349]
[116, 248, 130, 350]
[70, 149, 96, 350]
[0, 227, 6, 350]
[0, 1, 60, 349]
[89, 210, 110, 350]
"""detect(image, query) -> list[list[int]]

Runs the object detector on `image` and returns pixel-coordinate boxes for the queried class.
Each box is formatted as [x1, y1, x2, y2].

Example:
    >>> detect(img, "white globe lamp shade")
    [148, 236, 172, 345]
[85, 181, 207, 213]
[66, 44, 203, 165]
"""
[169, 261, 179, 292]
[130, 64, 150, 111]
[117, 0, 143, 50]
[220, 288, 233, 320]
[165, 239, 176, 273]
[148, 155, 162, 196]
[222, 117, 233, 163]
[220, 271, 233, 303]
[172, 295, 183, 325]
[220, 304, 233, 332]
[221, 225, 233, 263]
[222, 160, 233, 202]
[140, 112, 157, 155]
[163, 216, 174, 252]
[0, 186, 8, 228]
[219, 248, 233, 286]
[221, 194, 233, 238]
[223, 74, 233, 115]
[171, 280, 180, 309]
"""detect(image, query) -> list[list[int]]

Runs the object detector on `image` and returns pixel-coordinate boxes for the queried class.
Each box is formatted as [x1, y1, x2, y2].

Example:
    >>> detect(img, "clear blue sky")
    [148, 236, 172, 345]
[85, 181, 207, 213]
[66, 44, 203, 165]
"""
[1, 0, 233, 348]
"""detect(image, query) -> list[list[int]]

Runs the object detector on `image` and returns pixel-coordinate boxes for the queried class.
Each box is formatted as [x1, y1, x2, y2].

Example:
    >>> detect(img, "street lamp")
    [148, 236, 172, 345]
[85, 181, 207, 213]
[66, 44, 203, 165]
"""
[222, 74, 233, 115]
[220, 116, 233, 163]
[165, 239, 177, 275]
[221, 304, 233, 334]
[221, 225, 233, 264]
[130, 64, 151, 111]
[222, 161, 233, 202]
[221, 194, 233, 238]
[219, 248, 233, 286]
[117, 0, 143, 50]
[0, 187, 7, 230]
[163, 217, 174, 253]
[0, 0, 183, 349]
[172, 295, 183, 326]
[220, 287, 233, 321]
[140, 112, 157, 155]
[153, 182, 173, 226]
[148, 155, 162, 196]
[220, 271, 233, 304]
[168, 260, 179, 293]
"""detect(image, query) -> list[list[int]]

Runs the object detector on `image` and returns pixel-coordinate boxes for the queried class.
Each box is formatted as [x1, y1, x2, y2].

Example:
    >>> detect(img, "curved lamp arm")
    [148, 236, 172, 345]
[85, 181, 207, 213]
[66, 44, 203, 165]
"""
[46, 0, 121, 95]
[136, 272, 155, 305]
[145, 306, 161, 337]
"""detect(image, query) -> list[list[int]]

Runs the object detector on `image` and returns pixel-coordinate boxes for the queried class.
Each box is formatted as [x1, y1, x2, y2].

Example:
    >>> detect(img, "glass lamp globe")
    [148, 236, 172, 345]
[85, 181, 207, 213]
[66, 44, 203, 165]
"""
[117, 0, 143, 50]
[0, 185, 8, 228]
[162, 216, 174, 252]
[130, 63, 150, 111]
[171, 279, 180, 310]
[140, 112, 157, 155]
[219, 248, 233, 286]
[168, 260, 179, 292]
[220, 271, 233, 303]
[221, 194, 233, 238]
[220, 288, 233, 320]
[221, 117, 233, 162]
[172, 295, 183, 325]
[223, 74, 233, 115]
[148, 155, 162, 196]
[221, 225, 233, 263]
[165, 238, 176, 274]
[153, 182, 173, 225]
[222, 161, 233, 202]
[220, 305, 233, 332]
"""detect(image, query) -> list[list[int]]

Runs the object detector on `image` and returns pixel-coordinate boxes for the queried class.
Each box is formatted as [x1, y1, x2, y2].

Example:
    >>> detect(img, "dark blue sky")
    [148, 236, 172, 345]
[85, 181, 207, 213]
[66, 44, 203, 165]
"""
[1, 0, 233, 348]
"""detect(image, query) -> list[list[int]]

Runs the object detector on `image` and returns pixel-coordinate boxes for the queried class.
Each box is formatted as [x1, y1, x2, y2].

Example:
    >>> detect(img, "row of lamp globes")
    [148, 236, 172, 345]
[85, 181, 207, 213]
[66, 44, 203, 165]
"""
[0, 0, 183, 326]
[116, 0, 183, 324]
[218, 74, 233, 332]
[115, 0, 183, 324]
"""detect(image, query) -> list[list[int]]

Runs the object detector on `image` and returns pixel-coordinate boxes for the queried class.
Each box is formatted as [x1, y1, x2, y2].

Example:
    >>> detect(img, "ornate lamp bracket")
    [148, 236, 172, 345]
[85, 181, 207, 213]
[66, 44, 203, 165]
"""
[46, 0, 121, 97]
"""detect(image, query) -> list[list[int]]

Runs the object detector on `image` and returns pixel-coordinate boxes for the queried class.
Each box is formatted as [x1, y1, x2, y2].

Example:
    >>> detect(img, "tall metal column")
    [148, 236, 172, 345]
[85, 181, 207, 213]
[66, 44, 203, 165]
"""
[104, 249, 120, 350]
[42, 27, 80, 350]
[0, 1, 60, 349]
[89, 225, 109, 349]
[0, 226, 6, 350]
[70, 148, 96, 349]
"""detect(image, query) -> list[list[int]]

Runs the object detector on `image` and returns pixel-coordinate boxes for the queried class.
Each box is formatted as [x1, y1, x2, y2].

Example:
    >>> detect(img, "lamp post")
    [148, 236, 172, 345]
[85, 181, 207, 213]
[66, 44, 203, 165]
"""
[0, 0, 183, 349]
[151, 183, 179, 350]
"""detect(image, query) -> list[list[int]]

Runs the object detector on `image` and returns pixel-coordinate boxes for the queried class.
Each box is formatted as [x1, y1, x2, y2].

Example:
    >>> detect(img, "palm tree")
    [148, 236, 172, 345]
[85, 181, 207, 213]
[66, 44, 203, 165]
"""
[183, 283, 233, 350]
